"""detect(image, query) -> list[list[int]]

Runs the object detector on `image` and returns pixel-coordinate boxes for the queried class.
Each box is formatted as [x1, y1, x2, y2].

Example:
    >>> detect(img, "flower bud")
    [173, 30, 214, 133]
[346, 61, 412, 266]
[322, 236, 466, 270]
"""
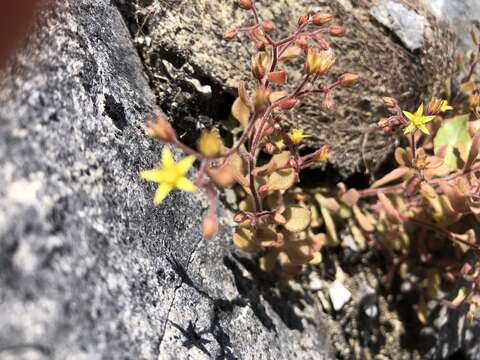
[312, 13, 334, 26]
[461, 263, 473, 276]
[238, 0, 253, 10]
[197, 129, 223, 158]
[251, 51, 270, 80]
[469, 93, 480, 110]
[295, 35, 309, 49]
[313, 35, 330, 50]
[202, 214, 218, 240]
[262, 20, 275, 33]
[298, 14, 309, 26]
[426, 97, 442, 115]
[382, 96, 397, 108]
[223, 28, 238, 40]
[255, 41, 266, 51]
[278, 97, 299, 110]
[377, 115, 403, 129]
[328, 24, 346, 36]
[207, 164, 235, 188]
[338, 73, 361, 87]
[264, 143, 276, 154]
[318, 84, 329, 92]
[288, 157, 297, 168]
[322, 92, 335, 110]
[314, 145, 331, 163]
[267, 70, 287, 84]
[467, 310, 475, 325]
[146, 114, 177, 142]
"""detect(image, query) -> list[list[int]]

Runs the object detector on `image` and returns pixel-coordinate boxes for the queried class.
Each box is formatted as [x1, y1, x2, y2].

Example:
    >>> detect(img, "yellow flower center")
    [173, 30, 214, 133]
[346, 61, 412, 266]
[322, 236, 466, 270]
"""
[290, 129, 304, 145]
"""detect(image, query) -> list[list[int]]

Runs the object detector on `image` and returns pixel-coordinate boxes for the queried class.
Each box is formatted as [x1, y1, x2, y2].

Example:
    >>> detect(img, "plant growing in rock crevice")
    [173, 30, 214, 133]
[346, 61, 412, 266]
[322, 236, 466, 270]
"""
[342, 39, 480, 320]
[139, 0, 360, 270]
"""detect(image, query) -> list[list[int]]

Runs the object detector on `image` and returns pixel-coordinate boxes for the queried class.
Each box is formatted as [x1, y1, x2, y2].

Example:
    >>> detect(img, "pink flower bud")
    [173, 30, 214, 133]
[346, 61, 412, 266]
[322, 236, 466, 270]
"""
[312, 13, 334, 26]
[146, 114, 177, 142]
[295, 35, 309, 49]
[261, 20, 275, 33]
[313, 35, 330, 50]
[223, 28, 238, 40]
[322, 92, 335, 110]
[238, 0, 253, 10]
[264, 143, 276, 154]
[202, 214, 218, 240]
[338, 73, 361, 87]
[328, 24, 346, 36]
[278, 98, 299, 110]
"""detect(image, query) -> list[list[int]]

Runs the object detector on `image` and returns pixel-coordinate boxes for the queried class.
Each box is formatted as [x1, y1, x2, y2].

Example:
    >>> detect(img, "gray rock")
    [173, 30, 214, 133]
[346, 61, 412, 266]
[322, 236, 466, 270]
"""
[421, 0, 480, 51]
[0, 1, 334, 359]
[419, 300, 480, 359]
[371, 1, 428, 51]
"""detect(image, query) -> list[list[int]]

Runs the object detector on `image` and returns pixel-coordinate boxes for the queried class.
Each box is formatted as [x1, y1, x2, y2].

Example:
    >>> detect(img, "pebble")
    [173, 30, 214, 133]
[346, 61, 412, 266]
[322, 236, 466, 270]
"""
[328, 280, 352, 312]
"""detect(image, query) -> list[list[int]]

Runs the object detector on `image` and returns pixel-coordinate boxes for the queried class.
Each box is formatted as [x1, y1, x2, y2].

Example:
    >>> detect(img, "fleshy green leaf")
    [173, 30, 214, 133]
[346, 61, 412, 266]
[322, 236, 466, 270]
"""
[231, 97, 251, 128]
[434, 114, 472, 169]
[283, 206, 311, 233]
[233, 224, 259, 252]
[267, 169, 295, 191]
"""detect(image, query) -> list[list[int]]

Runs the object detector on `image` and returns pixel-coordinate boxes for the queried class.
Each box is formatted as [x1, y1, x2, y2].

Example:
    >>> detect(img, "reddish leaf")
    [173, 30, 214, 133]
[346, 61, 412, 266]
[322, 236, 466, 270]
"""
[353, 205, 375, 232]
[371, 166, 411, 188]
[439, 181, 469, 213]
[378, 192, 402, 224]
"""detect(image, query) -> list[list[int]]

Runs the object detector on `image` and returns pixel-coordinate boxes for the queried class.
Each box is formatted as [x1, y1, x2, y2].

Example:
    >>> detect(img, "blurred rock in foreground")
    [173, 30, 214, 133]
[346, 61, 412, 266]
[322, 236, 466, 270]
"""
[0, 1, 333, 359]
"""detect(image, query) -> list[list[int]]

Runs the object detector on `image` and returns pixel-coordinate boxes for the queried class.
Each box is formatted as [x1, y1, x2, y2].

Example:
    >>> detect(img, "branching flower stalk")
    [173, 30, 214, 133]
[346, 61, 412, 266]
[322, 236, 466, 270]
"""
[139, 0, 360, 273]
[346, 83, 480, 321]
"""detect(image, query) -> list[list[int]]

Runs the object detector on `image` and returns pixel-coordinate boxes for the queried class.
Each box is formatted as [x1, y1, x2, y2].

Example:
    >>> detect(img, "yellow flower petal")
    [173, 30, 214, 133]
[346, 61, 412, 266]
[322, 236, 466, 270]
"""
[418, 124, 430, 135]
[139, 169, 166, 183]
[154, 183, 173, 204]
[423, 115, 436, 123]
[440, 101, 453, 112]
[403, 111, 415, 122]
[176, 155, 196, 175]
[404, 123, 415, 134]
[176, 177, 196, 192]
[161, 147, 175, 169]
[416, 103, 424, 117]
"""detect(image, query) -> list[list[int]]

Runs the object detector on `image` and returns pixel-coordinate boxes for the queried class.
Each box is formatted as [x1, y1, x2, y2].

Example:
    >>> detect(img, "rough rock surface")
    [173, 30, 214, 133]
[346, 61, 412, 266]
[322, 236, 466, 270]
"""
[371, 1, 428, 51]
[0, 1, 334, 359]
[123, 0, 456, 176]
[421, 0, 480, 51]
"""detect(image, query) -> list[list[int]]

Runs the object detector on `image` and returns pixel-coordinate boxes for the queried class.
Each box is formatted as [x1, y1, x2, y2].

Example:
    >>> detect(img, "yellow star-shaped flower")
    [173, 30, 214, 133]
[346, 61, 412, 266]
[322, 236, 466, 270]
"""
[290, 129, 305, 145]
[402, 103, 436, 135]
[139, 147, 196, 205]
[440, 100, 453, 113]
